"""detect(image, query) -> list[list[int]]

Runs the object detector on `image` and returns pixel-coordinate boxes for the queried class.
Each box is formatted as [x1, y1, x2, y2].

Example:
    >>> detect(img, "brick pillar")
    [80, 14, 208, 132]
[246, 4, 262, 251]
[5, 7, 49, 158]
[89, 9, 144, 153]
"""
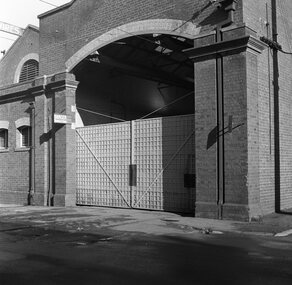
[194, 56, 218, 218]
[46, 72, 78, 206]
[186, 26, 266, 220]
[31, 77, 47, 206]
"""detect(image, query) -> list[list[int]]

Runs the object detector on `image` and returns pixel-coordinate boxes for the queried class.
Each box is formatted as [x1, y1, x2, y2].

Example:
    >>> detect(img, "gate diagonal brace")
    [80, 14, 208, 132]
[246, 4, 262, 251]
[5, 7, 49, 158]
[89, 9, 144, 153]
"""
[76, 130, 131, 208]
[133, 129, 195, 208]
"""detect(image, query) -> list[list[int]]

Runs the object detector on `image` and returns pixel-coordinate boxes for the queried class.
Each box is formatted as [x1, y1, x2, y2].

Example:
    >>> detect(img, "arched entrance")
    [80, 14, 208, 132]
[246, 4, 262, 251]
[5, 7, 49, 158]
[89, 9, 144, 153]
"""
[73, 19, 197, 213]
[66, 19, 201, 71]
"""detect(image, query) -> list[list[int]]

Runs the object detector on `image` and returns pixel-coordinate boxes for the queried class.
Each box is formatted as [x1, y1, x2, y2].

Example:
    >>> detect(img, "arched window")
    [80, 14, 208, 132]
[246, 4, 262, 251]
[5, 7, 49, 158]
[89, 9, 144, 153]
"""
[15, 118, 31, 149]
[0, 129, 8, 149]
[18, 126, 31, 147]
[19, 59, 39, 83]
[0, 121, 9, 150]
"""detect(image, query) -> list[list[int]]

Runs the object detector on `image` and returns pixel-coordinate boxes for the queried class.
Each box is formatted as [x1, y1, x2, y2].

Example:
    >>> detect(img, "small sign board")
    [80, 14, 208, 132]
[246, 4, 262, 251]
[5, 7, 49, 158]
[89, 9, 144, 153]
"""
[0, 21, 24, 37]
[54, 114, 71, 124]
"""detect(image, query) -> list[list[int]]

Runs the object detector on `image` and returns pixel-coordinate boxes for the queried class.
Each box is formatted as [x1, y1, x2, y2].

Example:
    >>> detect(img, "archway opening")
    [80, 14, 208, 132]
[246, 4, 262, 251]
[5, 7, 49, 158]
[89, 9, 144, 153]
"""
[74, 33, 196, 213]
[73, 33, 194, 125]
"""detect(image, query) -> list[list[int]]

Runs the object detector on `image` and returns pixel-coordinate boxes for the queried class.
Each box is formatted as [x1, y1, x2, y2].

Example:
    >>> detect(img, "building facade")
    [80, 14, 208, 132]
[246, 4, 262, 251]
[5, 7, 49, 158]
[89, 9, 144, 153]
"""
[0, 0, 292, 220]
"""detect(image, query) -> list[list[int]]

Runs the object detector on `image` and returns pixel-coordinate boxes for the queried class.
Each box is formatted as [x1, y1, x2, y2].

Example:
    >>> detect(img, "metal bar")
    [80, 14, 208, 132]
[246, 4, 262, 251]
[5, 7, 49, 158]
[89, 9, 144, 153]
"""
[216, 28, 225, 219]
[76, 130, 131, 208]
[138, 91, 194, 120]
[39, 0, 58, 7]
[77, 107, 126, 122]
[130, 120, 136, 206]
[266, 3, 272, 156]
[133, 129, 195, 207]
[271, 0, 281, 213]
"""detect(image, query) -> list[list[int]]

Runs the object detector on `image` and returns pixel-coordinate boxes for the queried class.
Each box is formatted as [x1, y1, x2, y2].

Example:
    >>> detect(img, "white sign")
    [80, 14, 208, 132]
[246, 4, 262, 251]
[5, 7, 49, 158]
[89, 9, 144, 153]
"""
[54, 114, 71, 124]
[0, 21, 24, 37]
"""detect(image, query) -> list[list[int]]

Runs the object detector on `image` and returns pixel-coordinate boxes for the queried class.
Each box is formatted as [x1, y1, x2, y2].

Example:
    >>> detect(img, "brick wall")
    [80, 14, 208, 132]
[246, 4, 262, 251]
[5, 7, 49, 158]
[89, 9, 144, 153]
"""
[243, 0, 292, 213]
[0, 84, 33, 205]
[38, 0, 243, 75]
[5, 0, 292, 218]
[223, 52, 248, 207]
[194, 56, 218, 218]
[0, 73, 77, 206]
[0, 26, 39, 87]
[276, 0, 292, 210]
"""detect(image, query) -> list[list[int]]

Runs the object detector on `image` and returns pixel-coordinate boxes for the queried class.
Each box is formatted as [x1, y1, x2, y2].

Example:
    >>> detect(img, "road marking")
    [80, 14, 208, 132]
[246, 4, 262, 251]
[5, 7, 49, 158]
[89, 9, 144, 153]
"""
[274, 229, 292, 237]
[212, 230, 224, 235]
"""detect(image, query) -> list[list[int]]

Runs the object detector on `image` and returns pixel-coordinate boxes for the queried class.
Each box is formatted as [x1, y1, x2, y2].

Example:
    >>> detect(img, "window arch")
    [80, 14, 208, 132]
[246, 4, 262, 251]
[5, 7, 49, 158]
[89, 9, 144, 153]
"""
[19, 59, 39, 83]
[0, 129, 8, 149]
[0, 121, 9, 150]
[15, 117, 31, 149]
[18, 126, 31, 147]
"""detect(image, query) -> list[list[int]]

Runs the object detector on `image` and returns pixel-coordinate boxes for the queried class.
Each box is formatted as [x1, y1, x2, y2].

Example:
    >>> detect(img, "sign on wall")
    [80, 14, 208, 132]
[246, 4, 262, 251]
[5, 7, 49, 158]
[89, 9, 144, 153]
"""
[0, 21, 24, 37]
[54, 114, 71, 124]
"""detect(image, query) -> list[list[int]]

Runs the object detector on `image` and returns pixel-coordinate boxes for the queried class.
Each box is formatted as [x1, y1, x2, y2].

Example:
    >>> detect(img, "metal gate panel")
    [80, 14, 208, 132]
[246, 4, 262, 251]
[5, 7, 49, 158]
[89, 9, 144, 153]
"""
[76, 122, 131, 208]
[133, 115, 195, 213]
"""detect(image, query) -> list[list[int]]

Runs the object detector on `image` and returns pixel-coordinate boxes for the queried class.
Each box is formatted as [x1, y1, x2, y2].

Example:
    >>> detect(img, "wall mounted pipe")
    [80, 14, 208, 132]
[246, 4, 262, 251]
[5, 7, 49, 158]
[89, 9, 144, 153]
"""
[271, 0, 280, 212]
[215, 0, 237, 219]
[29, 102, 35, 205]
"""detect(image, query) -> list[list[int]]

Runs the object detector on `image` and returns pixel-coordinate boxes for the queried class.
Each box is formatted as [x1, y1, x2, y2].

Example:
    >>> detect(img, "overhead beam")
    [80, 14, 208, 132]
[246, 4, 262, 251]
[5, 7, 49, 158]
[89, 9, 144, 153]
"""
[117, 42, 194, 70]
[93, 54, 194, 89]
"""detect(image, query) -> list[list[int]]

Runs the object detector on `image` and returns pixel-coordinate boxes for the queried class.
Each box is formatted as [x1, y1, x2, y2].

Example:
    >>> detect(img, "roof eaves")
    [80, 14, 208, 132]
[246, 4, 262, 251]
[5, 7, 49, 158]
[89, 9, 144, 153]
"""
[38, 0, 76, 19]
[0, 26, 39, 62]
[26, 24, 40, 32]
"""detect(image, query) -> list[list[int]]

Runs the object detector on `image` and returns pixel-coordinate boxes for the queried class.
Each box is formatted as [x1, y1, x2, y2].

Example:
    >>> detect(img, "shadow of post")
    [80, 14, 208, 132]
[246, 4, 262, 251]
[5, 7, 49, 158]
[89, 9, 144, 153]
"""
[161, 114, 196, 214]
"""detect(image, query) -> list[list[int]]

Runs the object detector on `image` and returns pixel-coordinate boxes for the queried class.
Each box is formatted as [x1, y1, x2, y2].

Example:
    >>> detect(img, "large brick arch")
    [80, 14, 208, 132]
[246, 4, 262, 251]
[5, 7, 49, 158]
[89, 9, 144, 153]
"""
[65, 19, 201, 72]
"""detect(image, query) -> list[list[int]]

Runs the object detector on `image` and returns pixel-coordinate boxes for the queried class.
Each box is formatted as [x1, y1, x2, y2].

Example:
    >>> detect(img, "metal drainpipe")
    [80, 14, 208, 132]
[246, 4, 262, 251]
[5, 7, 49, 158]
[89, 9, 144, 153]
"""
[271, 0, 280, 212]
[215, 0, 236, 219]
[48, 115, 53, 207]
[29, 102, 36, 205]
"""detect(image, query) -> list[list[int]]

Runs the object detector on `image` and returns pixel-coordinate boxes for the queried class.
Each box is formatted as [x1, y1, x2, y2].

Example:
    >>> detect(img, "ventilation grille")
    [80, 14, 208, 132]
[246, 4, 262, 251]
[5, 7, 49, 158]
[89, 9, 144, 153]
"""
[19, 59, 39, 83]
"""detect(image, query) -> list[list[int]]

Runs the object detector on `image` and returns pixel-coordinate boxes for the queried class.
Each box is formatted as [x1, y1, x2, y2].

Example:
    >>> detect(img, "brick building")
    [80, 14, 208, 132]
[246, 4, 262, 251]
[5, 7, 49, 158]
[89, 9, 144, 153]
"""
[0, 0, 291, 220]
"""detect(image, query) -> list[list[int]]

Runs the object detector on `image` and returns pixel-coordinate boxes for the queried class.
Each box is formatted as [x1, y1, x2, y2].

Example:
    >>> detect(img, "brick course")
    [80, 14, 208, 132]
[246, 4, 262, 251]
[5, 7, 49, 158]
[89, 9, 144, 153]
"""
[38, 0, 243, 75]
[243, 0, 292, 213]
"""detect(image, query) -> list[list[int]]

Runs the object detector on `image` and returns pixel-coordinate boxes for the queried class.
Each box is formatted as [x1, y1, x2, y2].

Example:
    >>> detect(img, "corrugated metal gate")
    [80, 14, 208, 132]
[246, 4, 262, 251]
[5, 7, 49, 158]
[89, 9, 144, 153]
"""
[76, 114, 195, 213]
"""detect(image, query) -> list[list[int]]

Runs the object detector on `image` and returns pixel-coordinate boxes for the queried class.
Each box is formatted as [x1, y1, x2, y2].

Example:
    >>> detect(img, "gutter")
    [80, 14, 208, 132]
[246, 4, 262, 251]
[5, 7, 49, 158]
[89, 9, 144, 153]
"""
[38, 0, 76, 19]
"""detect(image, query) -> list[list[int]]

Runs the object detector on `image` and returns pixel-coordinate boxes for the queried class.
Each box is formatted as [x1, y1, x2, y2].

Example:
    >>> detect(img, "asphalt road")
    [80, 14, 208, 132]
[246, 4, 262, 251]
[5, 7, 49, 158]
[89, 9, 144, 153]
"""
[0, 224, 291, 285]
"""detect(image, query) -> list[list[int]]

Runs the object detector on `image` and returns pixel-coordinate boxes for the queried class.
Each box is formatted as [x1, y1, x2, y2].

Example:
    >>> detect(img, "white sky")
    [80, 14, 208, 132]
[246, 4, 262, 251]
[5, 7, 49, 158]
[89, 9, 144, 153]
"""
[0, 0, 70, 57]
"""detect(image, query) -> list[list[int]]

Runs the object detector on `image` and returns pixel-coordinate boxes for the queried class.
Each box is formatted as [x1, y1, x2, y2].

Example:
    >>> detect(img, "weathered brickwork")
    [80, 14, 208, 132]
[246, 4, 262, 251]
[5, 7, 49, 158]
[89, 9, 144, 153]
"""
[0, 26, 39, 87]
[246, 51, 261, 217]
[0, 0, 291, 219]
[38, 0, 243, 75]
[0, 73, 77, 206]
[243, 0, 292, 213]
[194, 57, 217, 218]
[223, 52, 248, 205]
[0, 84, 33, 205]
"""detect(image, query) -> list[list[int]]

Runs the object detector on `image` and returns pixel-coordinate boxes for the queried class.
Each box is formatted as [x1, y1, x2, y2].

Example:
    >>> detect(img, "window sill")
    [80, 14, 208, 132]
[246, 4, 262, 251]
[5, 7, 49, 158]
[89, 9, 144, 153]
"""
[0, 148, 9, 153]
[14, 147, 31, 152]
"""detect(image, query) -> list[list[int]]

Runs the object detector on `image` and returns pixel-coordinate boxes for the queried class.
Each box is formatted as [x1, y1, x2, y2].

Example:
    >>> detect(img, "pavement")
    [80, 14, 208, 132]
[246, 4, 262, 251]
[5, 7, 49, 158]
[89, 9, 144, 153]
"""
[0, 205, 292, 237]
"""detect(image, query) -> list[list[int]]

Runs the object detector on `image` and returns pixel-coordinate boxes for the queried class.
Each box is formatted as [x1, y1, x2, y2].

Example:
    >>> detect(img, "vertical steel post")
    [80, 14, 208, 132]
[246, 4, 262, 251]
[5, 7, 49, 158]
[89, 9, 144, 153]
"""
[271, 0, 280, 212]
[29, 102, 35, 205]
[214, 1, 237, 218]
[216, 28, 225, 219]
